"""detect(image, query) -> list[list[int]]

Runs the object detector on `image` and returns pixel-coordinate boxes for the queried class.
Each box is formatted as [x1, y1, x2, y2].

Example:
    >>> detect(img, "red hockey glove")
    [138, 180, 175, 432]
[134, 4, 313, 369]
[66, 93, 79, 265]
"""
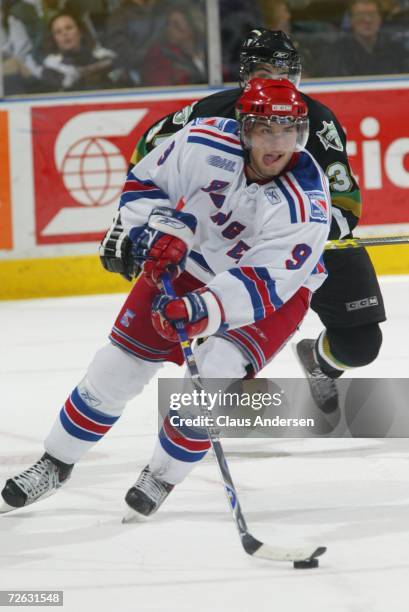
[129, 207, 197, 288]
[151, 288, 225, 342]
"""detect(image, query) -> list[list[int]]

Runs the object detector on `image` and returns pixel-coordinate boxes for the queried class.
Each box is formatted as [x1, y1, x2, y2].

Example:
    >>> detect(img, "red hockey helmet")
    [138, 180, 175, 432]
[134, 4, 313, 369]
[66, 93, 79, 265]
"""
[236, 78, 309, 152]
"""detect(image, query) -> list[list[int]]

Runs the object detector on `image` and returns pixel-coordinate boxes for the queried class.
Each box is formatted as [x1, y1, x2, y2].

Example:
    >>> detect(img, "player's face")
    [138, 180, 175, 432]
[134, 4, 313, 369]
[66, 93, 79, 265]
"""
[247, 119, 297, 178]
[249, 62, 290, 81]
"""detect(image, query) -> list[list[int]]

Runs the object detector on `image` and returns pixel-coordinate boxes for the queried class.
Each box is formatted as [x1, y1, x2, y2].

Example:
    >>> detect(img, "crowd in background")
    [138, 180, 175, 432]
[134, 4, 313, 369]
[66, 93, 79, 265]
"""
[1, 0, 409, 96]
[1, 0, 207, 94]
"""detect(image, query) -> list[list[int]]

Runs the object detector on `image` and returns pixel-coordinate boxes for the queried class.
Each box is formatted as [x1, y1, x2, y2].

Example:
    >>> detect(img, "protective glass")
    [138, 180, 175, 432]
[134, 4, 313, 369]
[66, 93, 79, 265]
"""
[241, 116, 309, 152]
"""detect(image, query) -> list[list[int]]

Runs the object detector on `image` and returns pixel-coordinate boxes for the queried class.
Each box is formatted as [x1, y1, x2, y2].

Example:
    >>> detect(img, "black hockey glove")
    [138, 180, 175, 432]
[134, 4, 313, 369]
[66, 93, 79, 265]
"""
[99, 212, 140, 282]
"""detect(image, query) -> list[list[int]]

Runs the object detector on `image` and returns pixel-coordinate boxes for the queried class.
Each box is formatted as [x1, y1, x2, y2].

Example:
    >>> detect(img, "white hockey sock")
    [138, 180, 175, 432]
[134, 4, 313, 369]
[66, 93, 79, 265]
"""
[149, 439, 200, 485]
[45, 343, 161, 464]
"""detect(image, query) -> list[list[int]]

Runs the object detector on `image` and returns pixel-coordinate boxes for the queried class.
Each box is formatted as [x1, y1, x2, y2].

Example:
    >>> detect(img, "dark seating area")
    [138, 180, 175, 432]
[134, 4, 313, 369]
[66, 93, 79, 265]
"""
[1, 0, 409, 95]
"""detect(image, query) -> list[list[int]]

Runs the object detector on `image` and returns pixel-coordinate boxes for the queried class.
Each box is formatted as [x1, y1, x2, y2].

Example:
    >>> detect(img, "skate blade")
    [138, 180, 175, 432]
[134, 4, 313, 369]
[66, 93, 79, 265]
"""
[0, 498, 19, 514]
[0, 486, 60, 516]
[121, 506, 150, 524]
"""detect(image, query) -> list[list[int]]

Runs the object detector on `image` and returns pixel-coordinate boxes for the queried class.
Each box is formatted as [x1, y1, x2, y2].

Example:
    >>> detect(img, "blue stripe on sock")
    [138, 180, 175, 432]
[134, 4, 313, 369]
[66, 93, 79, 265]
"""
[159, 429, 208, 462]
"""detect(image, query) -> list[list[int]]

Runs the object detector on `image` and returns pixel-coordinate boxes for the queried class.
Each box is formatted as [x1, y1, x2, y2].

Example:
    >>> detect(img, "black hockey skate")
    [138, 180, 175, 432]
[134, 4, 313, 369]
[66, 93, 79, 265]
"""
[0, 453, 73, 513]
[295, 339, 339, 414]
[122, 466, 174, 523]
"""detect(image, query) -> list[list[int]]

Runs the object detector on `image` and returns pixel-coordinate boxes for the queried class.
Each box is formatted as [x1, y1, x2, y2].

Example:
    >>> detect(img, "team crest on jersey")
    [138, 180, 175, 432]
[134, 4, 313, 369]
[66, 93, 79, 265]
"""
[264, 185, 280, 205]
[316, 121, 343, 152]
[307, 191, 328, 223]
[172, 102, 198, 126]
[207, 155, 236, 172]
[120, 308, 136, 328]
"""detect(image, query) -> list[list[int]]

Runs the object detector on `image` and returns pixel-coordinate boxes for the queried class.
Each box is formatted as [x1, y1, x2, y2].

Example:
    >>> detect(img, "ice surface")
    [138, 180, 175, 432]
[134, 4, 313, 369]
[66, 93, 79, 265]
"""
[1, 276, 409, 612]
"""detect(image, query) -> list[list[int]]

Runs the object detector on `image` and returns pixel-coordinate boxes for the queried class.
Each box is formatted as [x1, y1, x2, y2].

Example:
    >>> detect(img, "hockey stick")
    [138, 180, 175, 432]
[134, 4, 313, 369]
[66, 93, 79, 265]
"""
[161, 273, 326, 567]
[326, 234, 409, 250]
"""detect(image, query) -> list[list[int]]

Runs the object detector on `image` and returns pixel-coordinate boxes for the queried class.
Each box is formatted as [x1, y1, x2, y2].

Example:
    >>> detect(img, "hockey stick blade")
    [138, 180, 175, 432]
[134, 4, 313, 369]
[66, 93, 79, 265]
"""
[242, 532, 326, 562]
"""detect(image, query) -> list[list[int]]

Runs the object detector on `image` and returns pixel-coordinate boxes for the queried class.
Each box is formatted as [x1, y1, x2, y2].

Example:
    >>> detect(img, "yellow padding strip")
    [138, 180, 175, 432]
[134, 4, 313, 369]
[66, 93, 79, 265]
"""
[366, 244, 409, 276]
[0, 246, 408, 300]
[321, 332, 350, 370]
[0, 255, 131, 300]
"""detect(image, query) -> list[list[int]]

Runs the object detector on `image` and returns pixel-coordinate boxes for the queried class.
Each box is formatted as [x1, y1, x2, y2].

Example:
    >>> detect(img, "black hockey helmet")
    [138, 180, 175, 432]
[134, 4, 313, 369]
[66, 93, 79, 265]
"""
[239, 28, 302, 88]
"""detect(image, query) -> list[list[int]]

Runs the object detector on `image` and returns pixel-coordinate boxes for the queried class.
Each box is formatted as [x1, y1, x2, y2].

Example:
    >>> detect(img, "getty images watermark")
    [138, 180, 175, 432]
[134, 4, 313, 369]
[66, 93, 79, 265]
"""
[167, 385, 315, 431]
[158, 378, 409, 438]
[158, 378, 318, 438]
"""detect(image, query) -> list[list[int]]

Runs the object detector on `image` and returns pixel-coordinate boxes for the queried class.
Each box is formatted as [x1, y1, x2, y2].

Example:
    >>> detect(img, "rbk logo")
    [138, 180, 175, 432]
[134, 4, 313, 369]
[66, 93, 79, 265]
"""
[78, 387, 102, 408]
[155, 217, 185, 230]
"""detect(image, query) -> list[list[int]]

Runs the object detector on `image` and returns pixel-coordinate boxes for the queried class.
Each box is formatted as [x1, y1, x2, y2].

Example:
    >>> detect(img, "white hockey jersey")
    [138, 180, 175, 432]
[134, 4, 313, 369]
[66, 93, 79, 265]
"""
[119, 117, 331, 331]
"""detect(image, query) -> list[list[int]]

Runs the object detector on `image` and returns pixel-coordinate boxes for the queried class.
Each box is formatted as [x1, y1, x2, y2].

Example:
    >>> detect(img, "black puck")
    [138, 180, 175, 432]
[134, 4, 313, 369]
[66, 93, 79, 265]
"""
[293, 558, 319, 569]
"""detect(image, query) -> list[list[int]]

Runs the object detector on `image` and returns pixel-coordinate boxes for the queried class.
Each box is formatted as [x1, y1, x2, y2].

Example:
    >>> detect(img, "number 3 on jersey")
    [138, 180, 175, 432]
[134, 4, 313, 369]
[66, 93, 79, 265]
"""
[286, 243, 312, 269]
[326, 162, 353, 192]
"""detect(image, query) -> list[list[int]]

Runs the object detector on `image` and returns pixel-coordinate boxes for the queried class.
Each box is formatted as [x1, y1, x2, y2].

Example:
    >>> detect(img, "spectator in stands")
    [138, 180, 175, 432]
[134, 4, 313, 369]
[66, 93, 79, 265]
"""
[105, 0, 169, 86]
[1, 14, 29, 94]
[5, 0, 64, 85]
[141, 6, 206, 86]
[41, 12, 121, 91]
[323, 0, 409, 76]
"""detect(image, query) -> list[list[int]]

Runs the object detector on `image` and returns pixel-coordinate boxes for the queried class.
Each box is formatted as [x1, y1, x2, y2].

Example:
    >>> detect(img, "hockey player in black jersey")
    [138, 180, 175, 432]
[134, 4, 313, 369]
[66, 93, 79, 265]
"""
[100, 28, 385, 414]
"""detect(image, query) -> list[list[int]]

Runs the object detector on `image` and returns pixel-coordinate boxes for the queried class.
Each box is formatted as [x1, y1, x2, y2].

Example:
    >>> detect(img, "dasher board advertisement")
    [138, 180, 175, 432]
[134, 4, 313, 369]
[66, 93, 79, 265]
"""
[32, 99, 197, 245]
[27, 85, 409, 246]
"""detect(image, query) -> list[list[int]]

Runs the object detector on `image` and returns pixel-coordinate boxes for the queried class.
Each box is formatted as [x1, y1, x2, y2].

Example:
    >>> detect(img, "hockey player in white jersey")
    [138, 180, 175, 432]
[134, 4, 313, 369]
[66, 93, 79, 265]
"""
[0, 79, 331, 516]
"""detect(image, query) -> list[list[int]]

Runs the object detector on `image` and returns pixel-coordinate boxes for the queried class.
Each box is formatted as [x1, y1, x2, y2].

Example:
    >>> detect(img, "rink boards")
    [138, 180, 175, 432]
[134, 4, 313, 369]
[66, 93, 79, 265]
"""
[1, 78, 409, 299]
